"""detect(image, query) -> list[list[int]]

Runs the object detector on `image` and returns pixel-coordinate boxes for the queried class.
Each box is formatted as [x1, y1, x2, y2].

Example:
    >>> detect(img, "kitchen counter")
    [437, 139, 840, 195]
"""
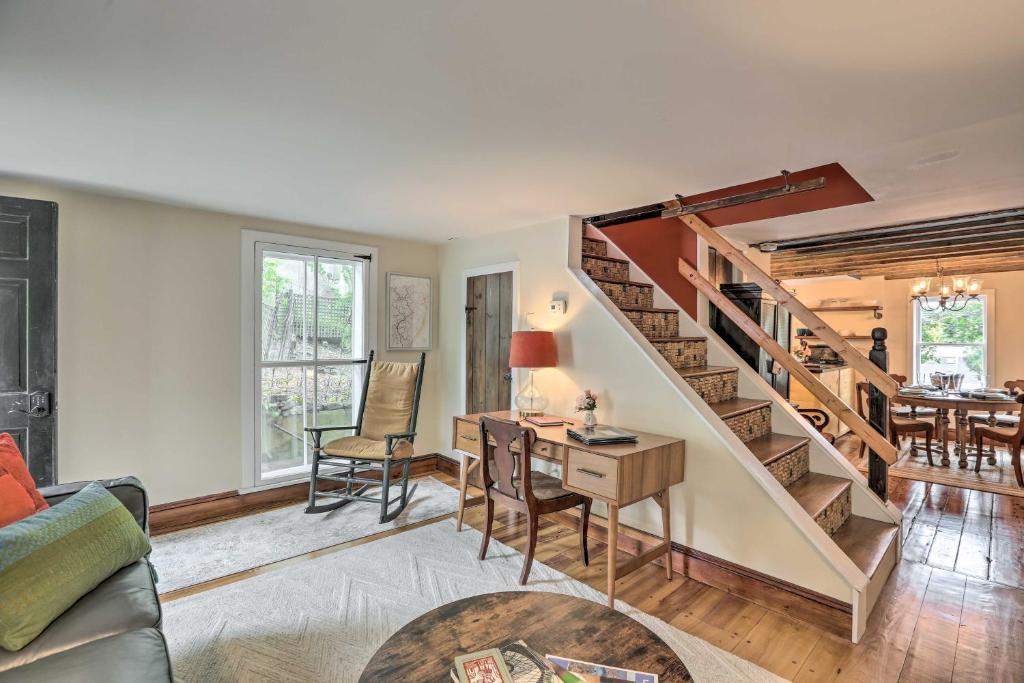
[790, 365, 856, 438]
[802, 362, 850, 373]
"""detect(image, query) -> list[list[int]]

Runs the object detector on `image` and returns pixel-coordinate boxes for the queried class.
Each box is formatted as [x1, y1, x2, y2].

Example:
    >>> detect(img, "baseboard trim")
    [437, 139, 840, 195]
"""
[550, 508, 853, 639]
[150, 453, 442, 535]
[437, 454, 460, 477]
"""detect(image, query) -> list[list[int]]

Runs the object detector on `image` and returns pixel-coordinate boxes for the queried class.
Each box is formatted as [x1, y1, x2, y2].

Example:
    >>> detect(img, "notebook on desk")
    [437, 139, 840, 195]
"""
[566, 425, 638, 446]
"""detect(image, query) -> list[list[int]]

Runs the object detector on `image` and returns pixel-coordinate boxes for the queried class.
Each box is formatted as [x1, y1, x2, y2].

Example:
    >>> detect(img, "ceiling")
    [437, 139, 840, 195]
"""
[1, 1, 1022, 244]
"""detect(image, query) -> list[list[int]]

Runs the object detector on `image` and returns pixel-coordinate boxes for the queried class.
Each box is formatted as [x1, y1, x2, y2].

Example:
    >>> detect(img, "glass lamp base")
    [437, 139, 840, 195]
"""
[514, 369, 548, 417]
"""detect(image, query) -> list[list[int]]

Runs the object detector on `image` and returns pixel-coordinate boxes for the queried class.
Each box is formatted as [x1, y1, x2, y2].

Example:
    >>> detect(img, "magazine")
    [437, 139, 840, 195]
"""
[451, 641, 558, 683]
[545, 654, 658, 683]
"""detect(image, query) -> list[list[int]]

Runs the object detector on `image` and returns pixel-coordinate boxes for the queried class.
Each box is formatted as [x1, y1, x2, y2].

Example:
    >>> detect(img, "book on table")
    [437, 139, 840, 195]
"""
[451, 640, 558, 683]
[566, 425, 638, 446]
[545, 654, 658, 682]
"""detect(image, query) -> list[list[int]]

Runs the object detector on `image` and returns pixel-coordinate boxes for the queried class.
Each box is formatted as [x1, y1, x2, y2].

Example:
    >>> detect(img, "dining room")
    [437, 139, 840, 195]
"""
[750, 207, 1024, 500]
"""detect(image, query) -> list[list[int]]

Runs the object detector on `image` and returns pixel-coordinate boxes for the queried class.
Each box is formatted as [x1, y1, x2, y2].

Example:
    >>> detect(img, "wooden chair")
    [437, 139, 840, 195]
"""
[973, 394, 1024, 486]
[888, 373, 937, 420]
[857, 381, 934, 465]
[477, 416, 592, 585]
[304, 351, 426, 522]
[795, 408, 835, 444]
[969, 380, 1023, 448]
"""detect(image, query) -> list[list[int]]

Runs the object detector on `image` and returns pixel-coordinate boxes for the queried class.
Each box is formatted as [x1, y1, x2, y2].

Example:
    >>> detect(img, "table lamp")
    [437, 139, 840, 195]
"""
[509, 330, 557, 417]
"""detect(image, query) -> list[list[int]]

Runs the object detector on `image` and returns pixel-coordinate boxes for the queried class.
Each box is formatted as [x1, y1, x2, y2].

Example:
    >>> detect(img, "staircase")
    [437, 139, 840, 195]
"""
[580, 233, 900, 621]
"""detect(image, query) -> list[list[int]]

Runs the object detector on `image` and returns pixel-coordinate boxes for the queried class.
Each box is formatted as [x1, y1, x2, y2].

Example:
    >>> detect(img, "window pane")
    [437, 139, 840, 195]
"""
[261, 252, 313, 361]
[918, 299, 985, 344]
[317, 258, 364, 360]
[260, 366, 312, 476]
[316, 364, 361, 431]
[917, 344, 986, 389]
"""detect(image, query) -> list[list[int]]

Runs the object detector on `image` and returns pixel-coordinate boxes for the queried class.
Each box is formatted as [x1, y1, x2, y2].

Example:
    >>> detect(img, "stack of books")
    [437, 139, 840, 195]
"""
[451, 641, 658, 682]
[566, 425, 638, 446]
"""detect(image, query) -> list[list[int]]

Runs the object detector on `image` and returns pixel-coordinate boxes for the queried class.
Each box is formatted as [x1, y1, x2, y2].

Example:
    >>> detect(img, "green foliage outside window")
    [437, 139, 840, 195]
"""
[918, 299, 984, 344]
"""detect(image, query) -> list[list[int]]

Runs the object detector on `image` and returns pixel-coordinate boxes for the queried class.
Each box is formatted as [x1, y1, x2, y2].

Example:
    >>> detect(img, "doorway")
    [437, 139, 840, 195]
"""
[0, 196, 57, 485]
[464, 268, 516, 413]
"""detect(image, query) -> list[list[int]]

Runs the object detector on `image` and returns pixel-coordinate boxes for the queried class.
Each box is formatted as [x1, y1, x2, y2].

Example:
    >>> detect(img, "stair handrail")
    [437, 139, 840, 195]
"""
[676, 214, 899, 400]
[678, 257, 899, 466]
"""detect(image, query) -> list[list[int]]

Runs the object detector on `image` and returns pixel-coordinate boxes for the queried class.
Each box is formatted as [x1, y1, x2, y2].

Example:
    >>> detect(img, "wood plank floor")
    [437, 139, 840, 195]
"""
[163, 469, 1024, 682]
[435, 470, 1024, 682]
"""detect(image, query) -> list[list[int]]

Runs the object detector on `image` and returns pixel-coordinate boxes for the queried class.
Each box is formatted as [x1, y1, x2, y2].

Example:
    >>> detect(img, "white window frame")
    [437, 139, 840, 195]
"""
[911, 290, 995, 389]
[240, 230, 378, 492]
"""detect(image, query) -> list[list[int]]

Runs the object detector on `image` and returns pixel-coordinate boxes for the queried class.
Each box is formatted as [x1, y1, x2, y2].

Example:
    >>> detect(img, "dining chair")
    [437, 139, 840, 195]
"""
[857, 381, 934, 465]
[889, 373, 937, 420]
[476, 416, 592, 585]
[973, 393, 1024, 486]
[968, 380, 1023, 450]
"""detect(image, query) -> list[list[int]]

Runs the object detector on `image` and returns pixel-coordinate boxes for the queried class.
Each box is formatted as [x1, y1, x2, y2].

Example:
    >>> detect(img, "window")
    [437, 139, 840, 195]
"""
[244, 235, 373, 486]
[912, 296, 990, 389]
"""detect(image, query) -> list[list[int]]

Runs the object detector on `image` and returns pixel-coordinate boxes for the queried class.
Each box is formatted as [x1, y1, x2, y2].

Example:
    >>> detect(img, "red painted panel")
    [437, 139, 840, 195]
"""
[685, 162, 872, 227]
[602, 217, 699, 318]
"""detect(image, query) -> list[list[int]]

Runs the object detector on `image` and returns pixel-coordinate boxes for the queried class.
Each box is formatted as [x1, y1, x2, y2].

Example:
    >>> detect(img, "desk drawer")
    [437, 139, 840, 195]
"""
[454, 420, 482, 457]
[531, 440, 557, 460]
[565, 448, 618, 500]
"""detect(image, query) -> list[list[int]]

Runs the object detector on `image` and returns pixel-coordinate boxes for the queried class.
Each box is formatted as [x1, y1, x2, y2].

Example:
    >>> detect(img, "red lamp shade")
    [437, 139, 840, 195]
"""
[509, 331, 557, 368]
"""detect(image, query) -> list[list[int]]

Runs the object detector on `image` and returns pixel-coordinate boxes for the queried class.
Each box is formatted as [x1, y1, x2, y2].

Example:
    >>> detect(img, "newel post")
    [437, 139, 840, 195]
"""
[867, 327, 890, 501]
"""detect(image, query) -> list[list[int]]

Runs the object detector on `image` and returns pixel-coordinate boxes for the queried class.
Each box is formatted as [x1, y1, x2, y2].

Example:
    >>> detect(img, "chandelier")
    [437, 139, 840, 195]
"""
[910, 259, 981, 312]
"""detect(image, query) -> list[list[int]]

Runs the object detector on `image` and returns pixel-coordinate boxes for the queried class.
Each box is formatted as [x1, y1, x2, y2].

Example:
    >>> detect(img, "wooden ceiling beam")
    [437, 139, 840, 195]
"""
[776, 221, 1024, 257]
[775, 252, 1024, 279]
[773, 238, 1024, 269]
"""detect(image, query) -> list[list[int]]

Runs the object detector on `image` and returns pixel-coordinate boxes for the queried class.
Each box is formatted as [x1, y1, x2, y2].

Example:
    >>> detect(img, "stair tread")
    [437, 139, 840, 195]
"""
[831, 516, 900, 578]
[709, 397, 772, 418]
[648, 336, 707, 343]
[747, 433, 810, 465]
[677, 365, 738, 379]
[618, 305, 678, 314]
[582, 253, 629, 264]
[787, 473, 852, 520]
[590, 276, 653, 288]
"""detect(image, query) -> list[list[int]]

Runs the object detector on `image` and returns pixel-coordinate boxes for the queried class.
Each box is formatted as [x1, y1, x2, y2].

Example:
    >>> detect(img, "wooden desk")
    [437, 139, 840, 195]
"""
[452, 411, 685, 606]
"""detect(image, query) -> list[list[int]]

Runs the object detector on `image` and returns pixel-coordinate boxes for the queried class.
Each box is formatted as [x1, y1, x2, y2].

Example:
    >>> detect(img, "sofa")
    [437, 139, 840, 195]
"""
[0, 477, 173, 682]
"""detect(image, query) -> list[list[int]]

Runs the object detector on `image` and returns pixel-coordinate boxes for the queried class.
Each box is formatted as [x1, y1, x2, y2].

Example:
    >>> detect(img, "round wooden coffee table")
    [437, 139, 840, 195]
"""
[360, 591, 691, 681]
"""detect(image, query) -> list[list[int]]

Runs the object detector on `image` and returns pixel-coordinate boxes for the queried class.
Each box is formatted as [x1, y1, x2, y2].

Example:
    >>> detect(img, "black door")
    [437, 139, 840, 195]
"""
[0, 196, 57, 485]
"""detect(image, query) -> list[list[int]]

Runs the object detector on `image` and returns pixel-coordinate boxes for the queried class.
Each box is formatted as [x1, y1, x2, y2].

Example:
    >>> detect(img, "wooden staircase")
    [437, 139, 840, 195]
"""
[581, 235, 899, 584]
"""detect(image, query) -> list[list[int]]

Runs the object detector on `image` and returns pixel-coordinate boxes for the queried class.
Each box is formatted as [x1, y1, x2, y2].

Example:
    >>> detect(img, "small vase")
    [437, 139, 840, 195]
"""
[583, 410, 597, 427]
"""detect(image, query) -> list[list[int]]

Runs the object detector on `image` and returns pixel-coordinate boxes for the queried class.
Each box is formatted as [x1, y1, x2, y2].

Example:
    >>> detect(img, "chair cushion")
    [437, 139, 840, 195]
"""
[892, 406, 937, 417]
[0, 629, 173, 683]
[518, 471, 577, 501]
[0, 483, 151, 651]
[359, 360, 419, 442]
[892, 416, 933, 429]
[0, 560, 160, 671]
[322, 435, 413, 460]
[968, 413, 1019, 427]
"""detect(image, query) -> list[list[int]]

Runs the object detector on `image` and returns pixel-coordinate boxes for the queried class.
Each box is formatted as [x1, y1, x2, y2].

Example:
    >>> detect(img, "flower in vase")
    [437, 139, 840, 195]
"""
[575, 390, 597, 412]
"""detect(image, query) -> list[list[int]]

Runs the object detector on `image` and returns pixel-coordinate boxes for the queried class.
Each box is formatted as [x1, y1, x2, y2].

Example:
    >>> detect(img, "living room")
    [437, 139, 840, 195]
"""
[1, 3, 1022, 682]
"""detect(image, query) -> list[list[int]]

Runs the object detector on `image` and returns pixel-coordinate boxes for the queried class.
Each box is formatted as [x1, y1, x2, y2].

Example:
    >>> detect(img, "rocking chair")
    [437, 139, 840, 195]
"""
[304, 350, 426, 522]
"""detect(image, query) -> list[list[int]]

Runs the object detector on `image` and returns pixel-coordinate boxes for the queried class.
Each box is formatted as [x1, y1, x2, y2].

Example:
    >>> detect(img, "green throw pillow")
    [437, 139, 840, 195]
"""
[0, 481, 151, 651]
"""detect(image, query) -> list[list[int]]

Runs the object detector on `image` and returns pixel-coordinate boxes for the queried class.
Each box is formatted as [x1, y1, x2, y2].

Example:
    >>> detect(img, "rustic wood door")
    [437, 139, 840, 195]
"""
[0, 196, 58, 485]
[465, 271, 513, 413]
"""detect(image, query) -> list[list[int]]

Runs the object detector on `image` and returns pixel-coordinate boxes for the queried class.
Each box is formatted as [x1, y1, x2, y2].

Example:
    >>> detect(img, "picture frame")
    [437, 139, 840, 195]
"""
[386, 272, 432, 351]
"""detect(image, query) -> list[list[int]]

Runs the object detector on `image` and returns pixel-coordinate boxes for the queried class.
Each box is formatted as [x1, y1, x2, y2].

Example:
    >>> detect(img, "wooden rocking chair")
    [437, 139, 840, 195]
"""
[304, 350, 426, 522]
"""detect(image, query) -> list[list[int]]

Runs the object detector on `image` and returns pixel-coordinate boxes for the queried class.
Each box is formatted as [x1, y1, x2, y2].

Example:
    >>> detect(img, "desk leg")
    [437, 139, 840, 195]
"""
[456, 457, 478, 532]
[657, 490, 672, 580]
[606, 504, 619, 607]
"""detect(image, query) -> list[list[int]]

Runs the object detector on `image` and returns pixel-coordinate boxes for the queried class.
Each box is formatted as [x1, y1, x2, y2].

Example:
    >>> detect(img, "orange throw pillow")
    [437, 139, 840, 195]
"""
[0, 433, 48, 512]
[0, 469, 36, 527]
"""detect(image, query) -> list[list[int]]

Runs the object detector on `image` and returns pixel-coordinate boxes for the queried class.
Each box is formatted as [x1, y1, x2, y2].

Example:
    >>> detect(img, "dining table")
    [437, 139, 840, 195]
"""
[893, 391, 1021, 468]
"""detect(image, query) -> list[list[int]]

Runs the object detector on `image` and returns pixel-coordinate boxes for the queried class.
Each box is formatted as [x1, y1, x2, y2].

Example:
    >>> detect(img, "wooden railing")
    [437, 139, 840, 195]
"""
[678, 258, 898, 469]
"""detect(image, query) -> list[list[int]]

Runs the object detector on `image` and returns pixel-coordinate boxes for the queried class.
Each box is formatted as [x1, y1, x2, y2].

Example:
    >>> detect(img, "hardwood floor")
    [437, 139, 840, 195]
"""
[162, 470, 1024, 682]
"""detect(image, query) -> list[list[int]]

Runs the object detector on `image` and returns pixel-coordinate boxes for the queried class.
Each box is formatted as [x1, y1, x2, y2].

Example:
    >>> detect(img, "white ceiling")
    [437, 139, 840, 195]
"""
[1, 1, 1022, 244]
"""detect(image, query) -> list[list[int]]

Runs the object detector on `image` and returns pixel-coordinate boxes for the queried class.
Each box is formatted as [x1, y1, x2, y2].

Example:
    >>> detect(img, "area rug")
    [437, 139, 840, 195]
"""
[854, 446, 1024, 499]
[151, 476, 459, 593]
[161, 519, 785, 682]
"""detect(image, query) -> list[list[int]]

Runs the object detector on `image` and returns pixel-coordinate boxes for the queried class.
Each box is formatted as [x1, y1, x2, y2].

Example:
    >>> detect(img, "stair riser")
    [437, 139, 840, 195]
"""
[597, 281, 653, 309]
[765, 444, 810, 488]
[582, 238, 608, 257]
[816, 489, 852, 537]
[684, 371, 738, 404]
[623, 309, 679, 338]
[583, 256, 629, 283]
[724, 406, 772, 443]
[651, 339, 707, 369]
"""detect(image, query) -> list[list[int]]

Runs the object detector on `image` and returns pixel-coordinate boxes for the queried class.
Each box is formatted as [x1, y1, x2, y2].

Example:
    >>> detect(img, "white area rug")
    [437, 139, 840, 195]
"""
[151, 476, 459, 593]
[162, 519, 786, 682]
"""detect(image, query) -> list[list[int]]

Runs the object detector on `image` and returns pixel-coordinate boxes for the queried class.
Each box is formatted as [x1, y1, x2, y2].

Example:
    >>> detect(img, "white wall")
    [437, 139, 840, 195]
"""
[438, 217, 852, 601]
[0, 178, 441, 504]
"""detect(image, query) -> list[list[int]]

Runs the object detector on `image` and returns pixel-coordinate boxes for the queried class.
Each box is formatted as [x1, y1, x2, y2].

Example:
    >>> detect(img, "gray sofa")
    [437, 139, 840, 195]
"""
[0, 477, 173, 682]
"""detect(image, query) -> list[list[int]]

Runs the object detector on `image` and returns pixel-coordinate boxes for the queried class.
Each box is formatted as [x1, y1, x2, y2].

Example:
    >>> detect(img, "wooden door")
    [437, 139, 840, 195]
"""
[465, 272, 513, 413]
[0, 196, 58, 485]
